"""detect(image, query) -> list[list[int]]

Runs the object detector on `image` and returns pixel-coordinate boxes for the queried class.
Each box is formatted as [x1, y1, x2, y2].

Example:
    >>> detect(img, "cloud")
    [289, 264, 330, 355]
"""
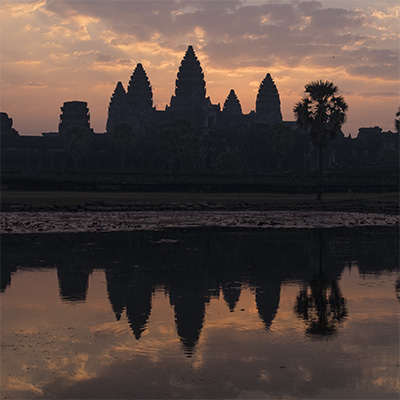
[95, 52, 112, 62]
[1, 0, 399, 135]
[19, 81, 48, 89]
[4, 0, 396, 81]
[358, 91, 398, 98]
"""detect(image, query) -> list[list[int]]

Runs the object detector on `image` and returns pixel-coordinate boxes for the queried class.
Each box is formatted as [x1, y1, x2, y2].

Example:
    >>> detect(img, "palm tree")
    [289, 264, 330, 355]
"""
[294, 81, 348, 200]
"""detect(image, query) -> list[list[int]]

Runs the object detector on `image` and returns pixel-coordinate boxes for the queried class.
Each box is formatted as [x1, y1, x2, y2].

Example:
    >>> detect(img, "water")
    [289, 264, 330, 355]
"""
[1, 227, 399, 399]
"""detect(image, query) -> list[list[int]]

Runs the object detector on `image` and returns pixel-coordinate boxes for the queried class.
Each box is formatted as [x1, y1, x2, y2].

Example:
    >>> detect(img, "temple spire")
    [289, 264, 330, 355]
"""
[223, 89, 242, 115]
[106, 81, 129, 133]
[256, 73, 282, 123]
[170, 45, 206, 110]
[127, 63, 153, 114]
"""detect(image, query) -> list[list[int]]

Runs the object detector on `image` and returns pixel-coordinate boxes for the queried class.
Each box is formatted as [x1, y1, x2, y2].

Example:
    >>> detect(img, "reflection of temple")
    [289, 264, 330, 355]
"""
[0, 263, 17, 293]
[222, 281, 242, 312]
[57, 266, 92, 302]
[106, 267, 153, 339]
[254, 280, 281, 330]
[2, 228, 399, 355]
[125, 270, 153, 340]
[168, 268, 209, 357]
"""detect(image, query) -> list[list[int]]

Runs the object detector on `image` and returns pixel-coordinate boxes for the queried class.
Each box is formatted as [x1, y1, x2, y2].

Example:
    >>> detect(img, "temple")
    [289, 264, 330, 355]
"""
[1, 45, 398, 188]
[105, 45, 283, 132]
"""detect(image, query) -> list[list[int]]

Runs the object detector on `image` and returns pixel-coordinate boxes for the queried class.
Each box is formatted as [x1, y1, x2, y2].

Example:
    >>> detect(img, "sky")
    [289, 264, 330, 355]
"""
[1, 0, 399, 137]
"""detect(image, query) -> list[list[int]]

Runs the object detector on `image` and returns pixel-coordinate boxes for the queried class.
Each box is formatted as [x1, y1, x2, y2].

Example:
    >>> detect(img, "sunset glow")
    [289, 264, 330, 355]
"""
[1, 0, 399, 136]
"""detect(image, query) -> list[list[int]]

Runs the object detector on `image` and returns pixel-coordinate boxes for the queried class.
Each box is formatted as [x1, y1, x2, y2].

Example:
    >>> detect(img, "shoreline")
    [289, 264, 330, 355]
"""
[1, 191, 399, 214]
[1, 209, 399, 235]
[1, 191, 398, 234]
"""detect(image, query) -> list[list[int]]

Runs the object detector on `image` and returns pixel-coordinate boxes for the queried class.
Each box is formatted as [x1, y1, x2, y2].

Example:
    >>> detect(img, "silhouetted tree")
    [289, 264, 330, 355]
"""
[214, 146, 243, 173]
[395, 107, 400, 134]
[158, 118, 205, 172]
[62, 125, 92, 171]
[268, 123, 296, 172]
[377, 142, 399, 168]
[242, 124, 271, 173]
[109, 122, 138, 172]
[294, 81, 348, 200]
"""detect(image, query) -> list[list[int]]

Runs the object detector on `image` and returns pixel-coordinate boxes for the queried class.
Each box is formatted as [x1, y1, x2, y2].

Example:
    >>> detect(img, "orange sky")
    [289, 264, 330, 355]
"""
[1, 0, 399, 137]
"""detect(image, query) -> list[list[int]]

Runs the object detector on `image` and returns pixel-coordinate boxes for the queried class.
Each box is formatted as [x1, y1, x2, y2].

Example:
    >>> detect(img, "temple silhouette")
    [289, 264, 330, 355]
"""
[1, 45, 398, 190]
[106, 45, 282, 131]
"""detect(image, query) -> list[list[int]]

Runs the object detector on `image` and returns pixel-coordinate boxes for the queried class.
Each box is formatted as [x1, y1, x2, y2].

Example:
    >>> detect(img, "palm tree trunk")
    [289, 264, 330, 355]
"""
[317, 145, 324, 201]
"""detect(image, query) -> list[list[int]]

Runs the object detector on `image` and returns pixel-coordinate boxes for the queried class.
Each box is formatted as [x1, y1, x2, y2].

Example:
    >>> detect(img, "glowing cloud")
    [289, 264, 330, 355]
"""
[1, 0, 399, 135]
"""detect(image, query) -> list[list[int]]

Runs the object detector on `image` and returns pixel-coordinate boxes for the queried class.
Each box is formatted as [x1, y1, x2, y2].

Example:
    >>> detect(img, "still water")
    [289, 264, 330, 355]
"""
[1, 227, 399, 399]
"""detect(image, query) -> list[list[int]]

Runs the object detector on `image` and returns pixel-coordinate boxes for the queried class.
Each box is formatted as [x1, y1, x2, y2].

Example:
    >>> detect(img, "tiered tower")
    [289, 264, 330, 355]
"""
[126, 63, 153, 115]
[169, 45, 207, 110]
[223, 89, 242, 115]
[58, 101, 91, 134]
[106, 81, 130, 133]
[256, 73, 282, 123]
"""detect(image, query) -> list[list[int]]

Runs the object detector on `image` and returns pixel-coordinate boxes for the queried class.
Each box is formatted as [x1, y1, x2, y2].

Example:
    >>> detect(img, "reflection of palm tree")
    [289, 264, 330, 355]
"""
[396, 278, 400, 301]
[295, 229, 347, 336]
[295, 277, 347, 336]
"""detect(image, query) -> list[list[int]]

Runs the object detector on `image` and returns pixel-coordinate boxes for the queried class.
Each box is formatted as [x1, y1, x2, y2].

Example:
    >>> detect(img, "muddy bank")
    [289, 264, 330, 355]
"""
[1, 210, 399, 234]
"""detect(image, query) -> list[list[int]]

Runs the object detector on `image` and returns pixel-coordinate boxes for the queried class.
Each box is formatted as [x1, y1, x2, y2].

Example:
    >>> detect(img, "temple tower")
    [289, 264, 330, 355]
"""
[169, 45, 207, 110]
[223, 89, 242, 115]
[106, 81, 130, 133]
[256, 73, 282, 123]
[126, 63, 153, 115]
[0, 113, 19, 137]
[58, 101, 91, 134]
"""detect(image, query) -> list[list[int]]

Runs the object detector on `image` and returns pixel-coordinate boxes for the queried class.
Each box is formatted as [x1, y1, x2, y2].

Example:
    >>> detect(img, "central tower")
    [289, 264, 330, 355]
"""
[255, 73, 282, 123]
[169, 45, 207, 110]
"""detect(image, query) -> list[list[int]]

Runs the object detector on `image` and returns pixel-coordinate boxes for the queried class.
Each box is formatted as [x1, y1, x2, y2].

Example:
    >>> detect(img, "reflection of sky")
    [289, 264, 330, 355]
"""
[1, 266, 398, 399]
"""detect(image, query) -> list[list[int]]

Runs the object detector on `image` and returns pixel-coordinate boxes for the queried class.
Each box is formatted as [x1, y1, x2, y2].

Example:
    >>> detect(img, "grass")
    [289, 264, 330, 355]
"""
[1, 190, 398, 207]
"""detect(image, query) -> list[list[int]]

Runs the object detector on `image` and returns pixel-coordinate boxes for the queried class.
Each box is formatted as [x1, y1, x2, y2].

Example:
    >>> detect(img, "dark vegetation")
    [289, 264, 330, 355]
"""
[1, 191, 398, 214]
